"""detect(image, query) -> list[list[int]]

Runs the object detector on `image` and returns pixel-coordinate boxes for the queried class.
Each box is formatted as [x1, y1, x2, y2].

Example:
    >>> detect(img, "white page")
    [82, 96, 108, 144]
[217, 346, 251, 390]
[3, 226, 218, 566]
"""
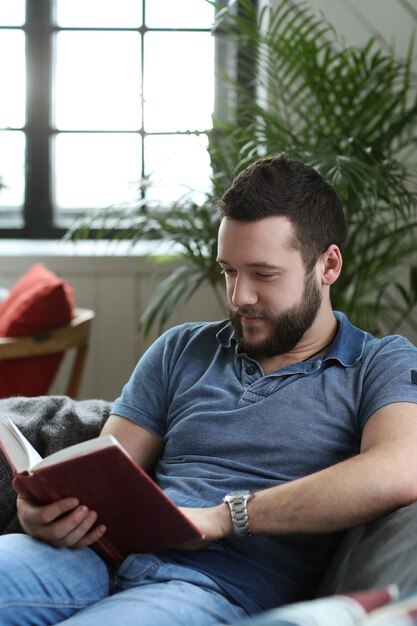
[34, 434, 120, 470]
[0, 419, 43, 473]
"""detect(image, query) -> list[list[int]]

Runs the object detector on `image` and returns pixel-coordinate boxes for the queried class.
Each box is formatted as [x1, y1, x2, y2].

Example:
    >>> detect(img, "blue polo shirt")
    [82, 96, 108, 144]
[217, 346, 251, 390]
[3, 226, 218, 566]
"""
[112, 312, 417, 614]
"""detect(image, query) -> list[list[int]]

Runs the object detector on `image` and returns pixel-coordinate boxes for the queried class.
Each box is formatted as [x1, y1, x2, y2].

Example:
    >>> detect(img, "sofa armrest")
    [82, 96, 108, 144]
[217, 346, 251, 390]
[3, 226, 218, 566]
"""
[318, 500, 417, 597]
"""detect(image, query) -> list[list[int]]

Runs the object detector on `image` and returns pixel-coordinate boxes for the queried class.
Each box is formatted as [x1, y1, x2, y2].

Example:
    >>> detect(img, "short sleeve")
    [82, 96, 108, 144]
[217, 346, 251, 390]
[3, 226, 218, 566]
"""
[358, 336, 417, 429]
[111, 328, 178, 438]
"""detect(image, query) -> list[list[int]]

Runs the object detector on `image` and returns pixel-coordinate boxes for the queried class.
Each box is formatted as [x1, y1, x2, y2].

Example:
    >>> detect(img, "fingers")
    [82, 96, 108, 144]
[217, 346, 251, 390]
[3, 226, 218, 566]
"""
[17, 495, 80, 527]
[69, 517, 107, 549]
[47, 506, 106, 549]
[16, 495, 106, 549]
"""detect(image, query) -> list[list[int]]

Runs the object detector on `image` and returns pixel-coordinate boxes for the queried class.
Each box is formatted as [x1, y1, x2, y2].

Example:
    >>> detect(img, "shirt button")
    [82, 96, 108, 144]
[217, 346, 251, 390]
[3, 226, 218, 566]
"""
[246, 366, 256, 375]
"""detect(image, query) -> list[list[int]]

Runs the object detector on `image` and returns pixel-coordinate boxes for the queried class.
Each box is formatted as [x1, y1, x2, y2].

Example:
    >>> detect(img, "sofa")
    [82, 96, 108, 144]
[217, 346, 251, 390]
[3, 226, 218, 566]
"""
[1, 396, 417, 625]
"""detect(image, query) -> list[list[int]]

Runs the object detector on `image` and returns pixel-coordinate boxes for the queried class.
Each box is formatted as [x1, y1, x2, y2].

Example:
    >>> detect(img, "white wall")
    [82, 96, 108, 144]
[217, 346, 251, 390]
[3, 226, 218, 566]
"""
[310, 0, 417, 61]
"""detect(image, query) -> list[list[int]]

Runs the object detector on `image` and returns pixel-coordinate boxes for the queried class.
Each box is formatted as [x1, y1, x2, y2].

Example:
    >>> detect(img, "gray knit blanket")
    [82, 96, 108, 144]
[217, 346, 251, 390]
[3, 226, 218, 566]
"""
[0, 396, 111, 534]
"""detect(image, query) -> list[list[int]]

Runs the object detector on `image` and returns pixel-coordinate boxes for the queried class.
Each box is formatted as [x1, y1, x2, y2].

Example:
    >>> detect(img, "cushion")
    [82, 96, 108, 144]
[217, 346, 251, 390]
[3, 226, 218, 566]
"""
[0, 264, 75, 397]
[318, 500, 417, 597]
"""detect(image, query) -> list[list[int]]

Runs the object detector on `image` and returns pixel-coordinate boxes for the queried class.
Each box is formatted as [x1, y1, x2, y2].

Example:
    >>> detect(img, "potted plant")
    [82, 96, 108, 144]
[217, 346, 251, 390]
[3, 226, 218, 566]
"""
[68, 0, 417, 339]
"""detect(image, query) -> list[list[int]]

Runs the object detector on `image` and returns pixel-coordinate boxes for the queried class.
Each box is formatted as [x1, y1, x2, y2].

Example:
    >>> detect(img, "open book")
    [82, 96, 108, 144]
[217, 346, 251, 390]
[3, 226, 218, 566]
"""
[0, 418, 203, 563]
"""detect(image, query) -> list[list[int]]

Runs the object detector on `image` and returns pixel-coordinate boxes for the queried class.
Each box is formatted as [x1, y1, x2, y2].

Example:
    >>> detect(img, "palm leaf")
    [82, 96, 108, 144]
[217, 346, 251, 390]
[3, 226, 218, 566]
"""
[139, 265, 212, 337]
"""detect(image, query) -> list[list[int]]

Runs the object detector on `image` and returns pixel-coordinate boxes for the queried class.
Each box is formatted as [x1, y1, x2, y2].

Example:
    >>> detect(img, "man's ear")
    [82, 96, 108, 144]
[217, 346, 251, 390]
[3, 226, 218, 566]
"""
[320, 244, 342, 286]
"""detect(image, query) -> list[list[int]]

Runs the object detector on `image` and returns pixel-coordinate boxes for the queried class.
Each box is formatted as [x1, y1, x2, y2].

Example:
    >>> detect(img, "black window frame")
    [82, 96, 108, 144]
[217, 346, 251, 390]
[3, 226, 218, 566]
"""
[0, 0, 220, 239]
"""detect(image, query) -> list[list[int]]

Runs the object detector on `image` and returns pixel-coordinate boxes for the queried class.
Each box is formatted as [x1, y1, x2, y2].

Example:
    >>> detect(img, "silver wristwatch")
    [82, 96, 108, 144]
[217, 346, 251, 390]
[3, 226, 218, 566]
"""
[223, 490, 254, 537]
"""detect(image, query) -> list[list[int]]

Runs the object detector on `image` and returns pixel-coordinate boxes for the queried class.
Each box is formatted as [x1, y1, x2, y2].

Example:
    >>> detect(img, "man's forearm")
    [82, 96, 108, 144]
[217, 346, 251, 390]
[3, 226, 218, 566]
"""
[247, 447, 415, 536]
[181, 446, 417, 548]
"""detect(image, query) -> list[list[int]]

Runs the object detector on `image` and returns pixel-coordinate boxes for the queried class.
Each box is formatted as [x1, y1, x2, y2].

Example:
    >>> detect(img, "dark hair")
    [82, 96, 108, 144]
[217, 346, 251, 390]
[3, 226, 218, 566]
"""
[217, 154, 347, 271]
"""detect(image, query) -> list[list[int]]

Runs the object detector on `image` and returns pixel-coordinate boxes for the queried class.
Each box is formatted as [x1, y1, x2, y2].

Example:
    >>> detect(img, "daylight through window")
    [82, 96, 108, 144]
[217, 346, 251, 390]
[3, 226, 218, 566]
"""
[0, 0, 215, 237]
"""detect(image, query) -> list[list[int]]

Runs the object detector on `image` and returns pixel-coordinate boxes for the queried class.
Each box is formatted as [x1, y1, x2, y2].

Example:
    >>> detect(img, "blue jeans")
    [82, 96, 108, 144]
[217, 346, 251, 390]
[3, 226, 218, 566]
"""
[0, 534, 248, 625]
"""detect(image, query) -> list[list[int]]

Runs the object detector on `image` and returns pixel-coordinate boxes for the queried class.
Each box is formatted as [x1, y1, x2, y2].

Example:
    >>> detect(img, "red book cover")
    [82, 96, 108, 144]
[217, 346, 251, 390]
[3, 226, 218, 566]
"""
[0, 426, 203, 563]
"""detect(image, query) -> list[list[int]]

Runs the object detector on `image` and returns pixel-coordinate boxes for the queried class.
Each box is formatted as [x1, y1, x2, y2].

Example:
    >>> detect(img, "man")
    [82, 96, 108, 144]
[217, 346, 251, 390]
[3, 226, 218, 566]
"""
[1, 155, 417, 625]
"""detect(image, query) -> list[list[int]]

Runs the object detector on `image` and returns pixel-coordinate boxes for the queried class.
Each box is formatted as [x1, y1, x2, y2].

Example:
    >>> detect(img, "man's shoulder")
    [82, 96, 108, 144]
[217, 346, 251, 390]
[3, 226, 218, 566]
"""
[360, 333, 417, 379]
[363, 331, 417, 355]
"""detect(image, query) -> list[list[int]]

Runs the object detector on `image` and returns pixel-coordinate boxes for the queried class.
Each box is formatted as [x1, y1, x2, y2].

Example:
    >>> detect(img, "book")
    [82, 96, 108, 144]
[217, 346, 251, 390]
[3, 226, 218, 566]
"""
[0, 418, 203, 563]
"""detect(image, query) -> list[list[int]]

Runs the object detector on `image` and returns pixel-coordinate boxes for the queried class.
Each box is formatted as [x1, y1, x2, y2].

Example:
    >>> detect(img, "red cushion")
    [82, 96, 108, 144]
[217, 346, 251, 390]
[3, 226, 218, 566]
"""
[0, 264, 75, 397]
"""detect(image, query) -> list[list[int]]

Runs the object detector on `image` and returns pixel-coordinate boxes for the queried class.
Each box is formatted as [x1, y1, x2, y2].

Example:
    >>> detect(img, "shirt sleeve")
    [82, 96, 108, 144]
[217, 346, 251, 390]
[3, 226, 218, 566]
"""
[358, 335, 417, 429]
[110, 327, 179, 438]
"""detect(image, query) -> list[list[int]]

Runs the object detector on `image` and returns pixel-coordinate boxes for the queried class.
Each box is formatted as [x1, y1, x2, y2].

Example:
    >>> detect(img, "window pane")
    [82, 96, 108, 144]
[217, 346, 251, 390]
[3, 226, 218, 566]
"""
[54, 133, 142, 210]
[144, 33, 214, 132]
[0, 1, 25, 25]
[0, 131, 25, 209]
[55, 0, 141, 27]
[146, 0, 214, 28]
[0, 31, 25, 128]
[54, 32, 141, 130]
[145, 134, 211, 205]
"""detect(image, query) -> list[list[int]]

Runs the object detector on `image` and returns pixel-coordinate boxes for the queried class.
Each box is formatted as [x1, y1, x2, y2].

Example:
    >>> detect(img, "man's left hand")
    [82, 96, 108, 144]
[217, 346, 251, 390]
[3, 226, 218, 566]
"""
[175, 503, 233, 550]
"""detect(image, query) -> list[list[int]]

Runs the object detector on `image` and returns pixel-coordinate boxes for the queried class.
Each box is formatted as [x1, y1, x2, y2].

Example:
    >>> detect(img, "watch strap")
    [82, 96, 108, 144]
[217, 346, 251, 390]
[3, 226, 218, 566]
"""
[223, 491, 253, 537]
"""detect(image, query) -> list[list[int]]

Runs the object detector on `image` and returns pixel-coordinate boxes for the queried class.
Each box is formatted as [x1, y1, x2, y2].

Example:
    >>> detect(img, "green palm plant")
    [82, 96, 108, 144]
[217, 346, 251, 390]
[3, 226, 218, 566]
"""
[68, 0, 417, 338]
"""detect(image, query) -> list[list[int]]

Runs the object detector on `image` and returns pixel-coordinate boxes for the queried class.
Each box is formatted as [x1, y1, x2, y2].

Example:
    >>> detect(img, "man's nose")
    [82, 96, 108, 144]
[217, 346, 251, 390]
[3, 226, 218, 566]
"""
[230, 276, 258, 307]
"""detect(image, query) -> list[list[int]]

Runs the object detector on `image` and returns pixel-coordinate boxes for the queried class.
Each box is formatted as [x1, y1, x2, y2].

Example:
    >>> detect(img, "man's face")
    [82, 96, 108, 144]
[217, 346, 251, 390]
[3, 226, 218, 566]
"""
[217, 216, 322, 359]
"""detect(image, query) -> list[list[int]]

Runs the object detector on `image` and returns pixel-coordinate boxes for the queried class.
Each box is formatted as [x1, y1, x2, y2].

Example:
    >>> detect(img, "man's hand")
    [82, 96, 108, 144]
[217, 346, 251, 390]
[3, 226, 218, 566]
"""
[175, 503, 234, 550]
[14, 479, 106, 549]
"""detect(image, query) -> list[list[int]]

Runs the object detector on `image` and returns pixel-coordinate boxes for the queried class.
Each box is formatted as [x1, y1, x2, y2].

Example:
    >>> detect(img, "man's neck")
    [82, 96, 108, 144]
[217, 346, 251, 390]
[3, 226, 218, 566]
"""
[258, 310, 338, 375]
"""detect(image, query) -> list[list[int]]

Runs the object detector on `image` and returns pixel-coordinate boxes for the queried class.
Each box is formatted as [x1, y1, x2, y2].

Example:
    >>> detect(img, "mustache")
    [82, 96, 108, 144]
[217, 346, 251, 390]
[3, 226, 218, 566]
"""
[228, 307, 272, 320]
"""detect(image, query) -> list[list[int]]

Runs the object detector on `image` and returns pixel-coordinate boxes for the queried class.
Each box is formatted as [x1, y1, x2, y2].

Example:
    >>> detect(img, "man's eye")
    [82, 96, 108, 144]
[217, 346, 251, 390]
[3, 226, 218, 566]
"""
[256, 273, 277, 279]
[220, 268, 236, 276]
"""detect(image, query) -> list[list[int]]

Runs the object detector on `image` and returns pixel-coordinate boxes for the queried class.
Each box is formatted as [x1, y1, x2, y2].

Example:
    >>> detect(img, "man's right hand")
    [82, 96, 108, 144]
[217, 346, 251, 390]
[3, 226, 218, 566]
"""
[14, 479, 106, 549]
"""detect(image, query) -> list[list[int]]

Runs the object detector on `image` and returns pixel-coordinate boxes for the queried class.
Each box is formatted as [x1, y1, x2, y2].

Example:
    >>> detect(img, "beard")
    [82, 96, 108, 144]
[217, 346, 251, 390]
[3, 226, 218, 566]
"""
[229, 271, 322, 360]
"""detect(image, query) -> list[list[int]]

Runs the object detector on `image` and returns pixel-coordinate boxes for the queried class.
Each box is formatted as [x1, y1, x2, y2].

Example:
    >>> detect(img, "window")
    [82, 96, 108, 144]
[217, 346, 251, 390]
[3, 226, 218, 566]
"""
[0, 0, 215, 238]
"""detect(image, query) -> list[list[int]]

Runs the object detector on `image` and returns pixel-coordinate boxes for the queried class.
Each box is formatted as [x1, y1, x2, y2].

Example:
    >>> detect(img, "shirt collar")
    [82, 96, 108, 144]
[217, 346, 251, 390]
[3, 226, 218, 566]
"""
[216, 311, 367, 368]
[216, 321, 235, 349]
[323, 311, 367, 367]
